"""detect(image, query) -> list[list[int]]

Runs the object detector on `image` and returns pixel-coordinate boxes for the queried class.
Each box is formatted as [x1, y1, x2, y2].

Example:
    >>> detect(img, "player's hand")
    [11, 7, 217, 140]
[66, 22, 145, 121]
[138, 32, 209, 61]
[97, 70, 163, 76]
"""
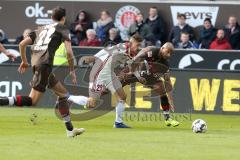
[18, 62, 29, 74]
[138, 77, 146, 84]
[4, 51, 16, 61]
[70, 71, 77, 84]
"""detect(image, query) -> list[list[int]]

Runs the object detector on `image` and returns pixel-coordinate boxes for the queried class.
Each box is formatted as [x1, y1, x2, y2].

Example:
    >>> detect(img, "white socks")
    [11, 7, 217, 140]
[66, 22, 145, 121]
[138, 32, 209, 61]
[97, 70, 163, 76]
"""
[8, 97, 15, 106]
[68, 95, 88, 106]
[115, 100, 125, 123]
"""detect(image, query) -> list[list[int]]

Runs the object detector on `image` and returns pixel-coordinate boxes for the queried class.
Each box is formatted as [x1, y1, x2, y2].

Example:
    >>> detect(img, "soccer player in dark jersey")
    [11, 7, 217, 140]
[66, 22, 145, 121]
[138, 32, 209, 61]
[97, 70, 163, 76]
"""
[119, 42, 180, 127]
[0, 7, 85, 137]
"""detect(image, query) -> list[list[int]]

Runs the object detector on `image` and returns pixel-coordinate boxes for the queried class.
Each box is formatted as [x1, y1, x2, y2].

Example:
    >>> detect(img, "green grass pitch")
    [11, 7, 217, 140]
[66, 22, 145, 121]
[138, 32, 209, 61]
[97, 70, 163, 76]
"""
[0, 107, 239, 160]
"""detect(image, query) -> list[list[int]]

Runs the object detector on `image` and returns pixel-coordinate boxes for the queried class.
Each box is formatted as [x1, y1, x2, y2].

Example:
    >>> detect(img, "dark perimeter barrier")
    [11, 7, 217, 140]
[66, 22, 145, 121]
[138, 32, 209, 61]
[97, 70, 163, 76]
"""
[0, 65, 239, 114]
[1, 45, 240, 70]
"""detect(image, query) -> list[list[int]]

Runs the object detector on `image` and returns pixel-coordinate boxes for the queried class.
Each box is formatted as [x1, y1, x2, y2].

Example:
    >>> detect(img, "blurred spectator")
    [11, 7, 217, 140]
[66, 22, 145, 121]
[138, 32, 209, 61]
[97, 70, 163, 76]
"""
[0, 29, 9, 44]
[224, 16, 240, 49]
[129, 13, 154, 46]
[79, 29, 101, 46]
[176, 32, 195, 49]
[198, 18, 217, 49]
[145, 7, 165, 46]
[169, 14, 195, 47]
[70, 10, 93, 46]
[102, 28, 122, 47]
[209, 29, 232, 50]
[96, 10, 114, 42]
[14, 28, 32, 44]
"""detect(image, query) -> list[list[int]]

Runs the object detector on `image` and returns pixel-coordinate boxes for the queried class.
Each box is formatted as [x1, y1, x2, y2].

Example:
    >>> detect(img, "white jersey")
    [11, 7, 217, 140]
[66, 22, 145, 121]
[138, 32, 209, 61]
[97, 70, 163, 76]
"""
[94, 43, 130, 76]
[89, 43, 131, 96]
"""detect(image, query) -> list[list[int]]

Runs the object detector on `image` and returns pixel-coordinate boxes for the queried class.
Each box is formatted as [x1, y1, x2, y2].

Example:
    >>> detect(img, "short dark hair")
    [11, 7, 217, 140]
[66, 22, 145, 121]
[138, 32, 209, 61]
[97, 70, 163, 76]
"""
[52, 7, 66, 21]
[177, 13, 186, 19]
[181, 32, 189, 36]
[204, 18, 212, 24]
[150, 6, 158, 10]
[101, 10, 111, 16]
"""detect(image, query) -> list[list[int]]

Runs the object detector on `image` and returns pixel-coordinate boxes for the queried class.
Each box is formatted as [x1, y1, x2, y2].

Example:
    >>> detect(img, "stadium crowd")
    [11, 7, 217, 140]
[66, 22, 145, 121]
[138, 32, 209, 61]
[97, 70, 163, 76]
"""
[1, 6, 240, 50]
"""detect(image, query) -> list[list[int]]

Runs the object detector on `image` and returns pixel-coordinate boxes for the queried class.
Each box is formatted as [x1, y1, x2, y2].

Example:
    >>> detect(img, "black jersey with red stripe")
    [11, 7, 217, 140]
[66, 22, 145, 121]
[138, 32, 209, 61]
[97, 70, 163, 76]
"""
[140, 47, 169, 75]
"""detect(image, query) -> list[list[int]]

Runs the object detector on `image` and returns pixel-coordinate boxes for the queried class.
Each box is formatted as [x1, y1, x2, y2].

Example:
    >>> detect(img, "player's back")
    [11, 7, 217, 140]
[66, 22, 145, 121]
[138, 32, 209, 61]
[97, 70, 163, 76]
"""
[94, 43, 130, 75]
[30, 22, 70, 66]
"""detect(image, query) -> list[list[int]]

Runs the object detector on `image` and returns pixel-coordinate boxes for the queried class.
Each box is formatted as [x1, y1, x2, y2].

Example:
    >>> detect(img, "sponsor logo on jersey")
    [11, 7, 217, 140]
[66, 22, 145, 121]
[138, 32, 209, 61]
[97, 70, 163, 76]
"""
[170, 6, 219, 27]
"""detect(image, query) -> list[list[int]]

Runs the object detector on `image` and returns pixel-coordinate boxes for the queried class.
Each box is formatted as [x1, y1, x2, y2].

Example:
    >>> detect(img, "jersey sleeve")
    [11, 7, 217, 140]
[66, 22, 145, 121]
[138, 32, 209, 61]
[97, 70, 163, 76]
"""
[57, 24, 71, 42]
[28, 31, 36, 44]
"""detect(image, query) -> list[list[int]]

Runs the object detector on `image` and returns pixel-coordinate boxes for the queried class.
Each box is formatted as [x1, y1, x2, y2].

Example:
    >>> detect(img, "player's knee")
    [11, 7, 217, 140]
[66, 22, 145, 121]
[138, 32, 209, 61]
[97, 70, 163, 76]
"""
[14, 95, 32, 106]
[48, 74, 58, 89]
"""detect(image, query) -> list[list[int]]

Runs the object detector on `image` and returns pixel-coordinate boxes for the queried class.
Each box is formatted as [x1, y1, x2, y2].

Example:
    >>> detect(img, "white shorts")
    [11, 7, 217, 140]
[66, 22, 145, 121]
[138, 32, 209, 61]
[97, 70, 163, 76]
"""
[89, 72, 122, 99]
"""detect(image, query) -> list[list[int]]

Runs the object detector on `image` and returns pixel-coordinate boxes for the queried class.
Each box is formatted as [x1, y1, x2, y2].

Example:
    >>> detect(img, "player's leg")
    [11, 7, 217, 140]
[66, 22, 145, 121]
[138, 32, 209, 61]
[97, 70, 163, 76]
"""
[0, 94, 34, 107]
[67, 95, 89, 106]
[0, 65, 46, 107]
[67, 64, 100, 107]
[49, 77, 85, 137]
[67, 78, 100, 108]
[108, 77, 130, 128]
[29, 88, 43, 105]
[153, 81, 179, 127]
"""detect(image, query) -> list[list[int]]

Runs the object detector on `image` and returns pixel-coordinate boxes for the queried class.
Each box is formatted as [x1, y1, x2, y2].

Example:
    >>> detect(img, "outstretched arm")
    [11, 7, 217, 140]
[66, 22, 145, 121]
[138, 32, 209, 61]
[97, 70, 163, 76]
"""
[64, 40, 77, 84]
[131, 46, 155, 72]
[18, 37, 33, 73]
[127, 47, 153, 84]
[82, 56, 95, 64]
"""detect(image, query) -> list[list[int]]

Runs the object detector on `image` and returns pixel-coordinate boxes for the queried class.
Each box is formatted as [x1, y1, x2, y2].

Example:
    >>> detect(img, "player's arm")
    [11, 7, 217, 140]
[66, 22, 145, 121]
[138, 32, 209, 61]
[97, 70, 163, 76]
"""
[64, 40, 77, 84]
[82, 56, 95, 64]
[129, 47, 153, 83]
[0, 43, 16, 61]
[130, 50, 147, 72]
[18, 37, 33, 73]
[131, 46, 155, 72]
[19, 37, 32, 64]
[64, 40, 75, 72]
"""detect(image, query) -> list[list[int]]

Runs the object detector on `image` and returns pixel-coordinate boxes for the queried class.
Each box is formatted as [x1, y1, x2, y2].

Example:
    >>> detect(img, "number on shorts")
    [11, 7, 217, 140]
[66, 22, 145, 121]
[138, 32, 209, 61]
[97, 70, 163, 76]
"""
[96, 84, 104, 92]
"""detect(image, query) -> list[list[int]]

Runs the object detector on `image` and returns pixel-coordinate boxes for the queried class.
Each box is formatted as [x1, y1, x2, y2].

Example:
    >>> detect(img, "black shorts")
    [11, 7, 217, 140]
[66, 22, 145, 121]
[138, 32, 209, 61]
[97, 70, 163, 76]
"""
[30, 65, 59, 92]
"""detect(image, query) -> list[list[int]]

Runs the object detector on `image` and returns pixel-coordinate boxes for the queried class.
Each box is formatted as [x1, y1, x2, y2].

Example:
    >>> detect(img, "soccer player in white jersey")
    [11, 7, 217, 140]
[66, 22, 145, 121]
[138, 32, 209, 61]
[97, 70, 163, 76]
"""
[68, 34, 142, 128]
